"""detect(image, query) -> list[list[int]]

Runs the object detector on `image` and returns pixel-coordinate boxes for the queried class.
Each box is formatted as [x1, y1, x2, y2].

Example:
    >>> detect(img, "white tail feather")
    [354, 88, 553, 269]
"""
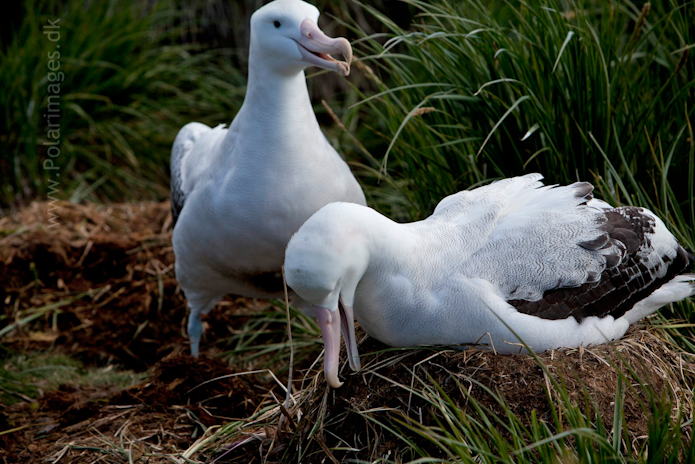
[624, 274, 695, 324]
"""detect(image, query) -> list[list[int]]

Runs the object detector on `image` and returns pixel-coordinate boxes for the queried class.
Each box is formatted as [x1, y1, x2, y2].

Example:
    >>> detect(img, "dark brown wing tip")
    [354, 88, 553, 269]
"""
[578, 233, 610, 250]
[512, 206, 690, 323]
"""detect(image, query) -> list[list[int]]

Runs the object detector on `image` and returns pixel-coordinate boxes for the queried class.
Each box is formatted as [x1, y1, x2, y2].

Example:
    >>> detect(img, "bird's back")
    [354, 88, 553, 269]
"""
[353, 175, 693, 350]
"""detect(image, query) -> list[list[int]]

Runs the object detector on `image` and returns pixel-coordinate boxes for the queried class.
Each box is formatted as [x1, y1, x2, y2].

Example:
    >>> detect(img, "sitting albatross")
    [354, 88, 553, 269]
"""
[284, 174, 695, 388]
[171, 0, 366, 356]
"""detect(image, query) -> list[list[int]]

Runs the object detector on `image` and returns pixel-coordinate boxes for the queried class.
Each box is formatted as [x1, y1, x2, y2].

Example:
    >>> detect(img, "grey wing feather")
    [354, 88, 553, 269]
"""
[170, 122, 210, 225]
[457, 178, 615, 301]
[509, 207, 693, 321]
[170, 139, 187, 225]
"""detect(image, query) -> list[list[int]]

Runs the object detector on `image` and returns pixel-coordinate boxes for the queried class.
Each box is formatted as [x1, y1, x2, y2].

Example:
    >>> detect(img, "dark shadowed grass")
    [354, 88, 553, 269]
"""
[0, 0, 398, 212]
[0, 0, 245, 209]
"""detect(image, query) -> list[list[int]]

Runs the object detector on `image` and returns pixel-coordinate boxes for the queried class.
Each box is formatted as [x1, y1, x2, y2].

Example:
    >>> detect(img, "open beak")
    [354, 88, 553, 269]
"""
[313, 302, 360, 388]
[295, 19, 352, 76]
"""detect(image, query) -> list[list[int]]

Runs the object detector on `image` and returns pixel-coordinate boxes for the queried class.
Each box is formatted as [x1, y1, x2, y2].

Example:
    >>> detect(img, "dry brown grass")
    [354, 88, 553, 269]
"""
[194, 326, 695, 463]
[1, 201, 693, 463]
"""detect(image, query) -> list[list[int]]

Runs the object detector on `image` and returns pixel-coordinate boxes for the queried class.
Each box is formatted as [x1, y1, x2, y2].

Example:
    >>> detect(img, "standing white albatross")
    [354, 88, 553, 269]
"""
[284, 174, 695, 388]
[171, 0, 366, 356]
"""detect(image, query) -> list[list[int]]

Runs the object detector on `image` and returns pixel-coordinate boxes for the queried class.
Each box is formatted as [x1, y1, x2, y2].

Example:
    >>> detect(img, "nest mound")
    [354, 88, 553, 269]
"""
[1, 201, 694, 463]
[207, 329, 695, 463]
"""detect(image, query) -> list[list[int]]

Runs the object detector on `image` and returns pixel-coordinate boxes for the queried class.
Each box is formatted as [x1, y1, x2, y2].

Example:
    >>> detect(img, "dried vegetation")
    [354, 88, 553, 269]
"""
[1, 202, 693, 463]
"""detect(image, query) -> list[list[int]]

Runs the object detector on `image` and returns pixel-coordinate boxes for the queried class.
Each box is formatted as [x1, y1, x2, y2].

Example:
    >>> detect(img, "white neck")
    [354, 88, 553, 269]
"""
[347, 208, 421, 283]
[222, 45, 324, 163]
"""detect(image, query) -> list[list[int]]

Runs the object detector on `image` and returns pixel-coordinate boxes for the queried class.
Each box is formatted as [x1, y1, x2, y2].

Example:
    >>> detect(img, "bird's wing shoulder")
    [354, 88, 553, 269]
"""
[170, 122, 214, 225]
[432, 173, 544, 223]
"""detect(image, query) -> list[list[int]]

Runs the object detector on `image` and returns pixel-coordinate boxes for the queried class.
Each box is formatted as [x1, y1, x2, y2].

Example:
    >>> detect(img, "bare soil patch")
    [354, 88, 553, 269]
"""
[1, 202, 260, 370]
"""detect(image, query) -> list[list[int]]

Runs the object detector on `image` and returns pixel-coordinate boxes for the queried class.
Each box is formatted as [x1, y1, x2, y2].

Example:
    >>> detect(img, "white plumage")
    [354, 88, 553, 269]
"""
[284, 174, 695, 388]
[171, 0, 366, 356]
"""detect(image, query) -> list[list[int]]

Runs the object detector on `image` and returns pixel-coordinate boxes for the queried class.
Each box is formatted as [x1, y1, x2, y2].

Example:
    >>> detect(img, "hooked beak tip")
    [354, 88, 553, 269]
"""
[297, 19, 352, 76]
[338, 63, 350, 76]
[352, 356, 361, 371]
[337, 38, 352, 76]
[327, 374, 344, 389]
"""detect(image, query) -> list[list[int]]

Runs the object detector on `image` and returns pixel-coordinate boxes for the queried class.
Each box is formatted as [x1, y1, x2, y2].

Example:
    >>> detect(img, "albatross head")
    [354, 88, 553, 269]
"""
[250, 0, 352, 76]
[285, 203, 370, 388]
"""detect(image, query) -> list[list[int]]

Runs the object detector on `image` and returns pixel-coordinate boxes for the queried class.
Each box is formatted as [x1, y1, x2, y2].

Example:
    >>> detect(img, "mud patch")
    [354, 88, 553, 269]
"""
[113, 353, 258, 425]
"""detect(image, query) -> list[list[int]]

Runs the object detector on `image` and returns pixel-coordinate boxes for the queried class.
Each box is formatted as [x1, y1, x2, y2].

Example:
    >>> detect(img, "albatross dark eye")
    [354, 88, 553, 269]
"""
[274, 20, 281, 28]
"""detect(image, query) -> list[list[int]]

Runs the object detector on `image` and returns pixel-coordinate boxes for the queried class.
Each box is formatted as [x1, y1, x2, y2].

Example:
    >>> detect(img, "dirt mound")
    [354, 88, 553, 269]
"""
[2, 353, 263, 463]
[0, 201, 257, 370]
[207, 327, 694, 463]
[0, 201, 280, 463]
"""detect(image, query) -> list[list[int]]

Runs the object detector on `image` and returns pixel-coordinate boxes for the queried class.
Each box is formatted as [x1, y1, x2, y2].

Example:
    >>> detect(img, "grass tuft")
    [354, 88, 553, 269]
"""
[196, 326, 695, 463]
[0, 0, 245, 209]
[343, 0, 694, 229]
[0, 351, 143, 406]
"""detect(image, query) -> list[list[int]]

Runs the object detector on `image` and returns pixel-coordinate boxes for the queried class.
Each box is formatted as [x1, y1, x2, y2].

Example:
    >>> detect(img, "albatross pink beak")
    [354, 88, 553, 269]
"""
[313, 303, 360, 388]
[296, 19, 352, 76]
[339, 301, 360, 372]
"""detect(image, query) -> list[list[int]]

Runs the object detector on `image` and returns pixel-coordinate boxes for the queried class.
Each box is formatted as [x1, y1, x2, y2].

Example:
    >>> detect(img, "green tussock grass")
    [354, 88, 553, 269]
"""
[0, 351, 143, 406]
[218, 300, 322, 375]
[0, 0, 388, 211]
[345, 0, 694, 222]
[370, 367, 694, 463]
[0, 0, 245, 208]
